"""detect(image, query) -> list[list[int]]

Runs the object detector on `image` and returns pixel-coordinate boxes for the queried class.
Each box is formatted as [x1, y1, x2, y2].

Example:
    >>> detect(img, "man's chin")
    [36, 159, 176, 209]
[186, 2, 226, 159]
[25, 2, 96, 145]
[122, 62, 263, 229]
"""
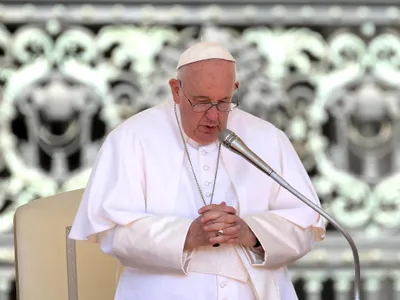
[195, 133, 219, 145]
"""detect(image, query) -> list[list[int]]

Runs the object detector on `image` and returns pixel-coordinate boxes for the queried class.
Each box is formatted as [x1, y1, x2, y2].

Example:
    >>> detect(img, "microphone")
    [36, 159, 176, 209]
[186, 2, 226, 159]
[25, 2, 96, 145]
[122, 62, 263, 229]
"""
[218, 128, 361, 300]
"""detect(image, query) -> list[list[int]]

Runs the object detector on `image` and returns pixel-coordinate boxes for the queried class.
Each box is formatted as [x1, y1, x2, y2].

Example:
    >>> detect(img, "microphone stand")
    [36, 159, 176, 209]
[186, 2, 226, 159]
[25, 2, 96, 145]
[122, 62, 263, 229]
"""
[220, 131, 362, 300]
[270, 172, 361, 300]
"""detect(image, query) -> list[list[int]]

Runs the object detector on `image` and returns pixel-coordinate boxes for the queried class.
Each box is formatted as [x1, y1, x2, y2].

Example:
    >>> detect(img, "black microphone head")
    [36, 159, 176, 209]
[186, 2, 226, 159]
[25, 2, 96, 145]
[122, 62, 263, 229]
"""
[218, 128, 236, 147]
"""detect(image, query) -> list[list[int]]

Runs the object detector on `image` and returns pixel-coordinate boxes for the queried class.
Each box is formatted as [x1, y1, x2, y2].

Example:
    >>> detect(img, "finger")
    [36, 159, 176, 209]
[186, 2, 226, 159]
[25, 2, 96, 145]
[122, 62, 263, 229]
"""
[201, 210, 231, 223]
[211, 237, 238, 247]
[205, 214, 238, 226]
[224, 238, 239, 244]
[205, 224, 241, 237]
[199, 202, 233, 214]
[198, 201, 225, 213]
[218, 224, 241, 236]
[209, 234, 239, 245]
[208, 226, 241, 243]
[206, 232, 218, 239]
[203, 222, 235, 232]
[199, 204, 236, 216]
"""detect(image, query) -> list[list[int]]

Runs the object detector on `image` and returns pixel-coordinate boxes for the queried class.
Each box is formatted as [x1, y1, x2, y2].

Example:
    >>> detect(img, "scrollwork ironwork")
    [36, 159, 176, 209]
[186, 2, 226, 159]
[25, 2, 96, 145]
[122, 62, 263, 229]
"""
[1, 2, 400, 299]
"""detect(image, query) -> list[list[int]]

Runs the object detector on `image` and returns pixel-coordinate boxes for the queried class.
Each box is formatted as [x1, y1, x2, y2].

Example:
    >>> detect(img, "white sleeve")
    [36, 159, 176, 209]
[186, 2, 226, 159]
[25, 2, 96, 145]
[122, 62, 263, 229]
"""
[97, 216, 194, 274]
[241, 129, 325, 268]
[242, 212, 316, 268]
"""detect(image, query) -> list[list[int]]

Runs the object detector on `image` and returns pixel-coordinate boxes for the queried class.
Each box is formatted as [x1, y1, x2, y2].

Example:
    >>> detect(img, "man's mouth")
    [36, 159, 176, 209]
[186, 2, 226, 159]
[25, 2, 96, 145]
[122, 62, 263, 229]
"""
[199, 124, 219, 133]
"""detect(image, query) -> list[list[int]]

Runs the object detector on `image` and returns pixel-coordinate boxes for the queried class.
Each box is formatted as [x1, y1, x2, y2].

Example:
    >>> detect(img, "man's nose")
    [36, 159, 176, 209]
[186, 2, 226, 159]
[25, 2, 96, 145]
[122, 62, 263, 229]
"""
[206, 105, 219, 121]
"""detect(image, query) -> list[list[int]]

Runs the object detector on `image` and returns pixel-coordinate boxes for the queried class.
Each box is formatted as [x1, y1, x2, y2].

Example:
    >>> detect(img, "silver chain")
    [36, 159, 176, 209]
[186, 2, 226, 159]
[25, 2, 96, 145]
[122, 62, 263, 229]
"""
[174, 104, 221, 206]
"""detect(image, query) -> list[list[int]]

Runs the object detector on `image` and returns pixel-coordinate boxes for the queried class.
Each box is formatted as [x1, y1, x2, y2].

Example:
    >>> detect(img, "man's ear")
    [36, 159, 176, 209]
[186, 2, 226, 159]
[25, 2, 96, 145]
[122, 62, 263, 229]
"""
[169, 78, 181, 104]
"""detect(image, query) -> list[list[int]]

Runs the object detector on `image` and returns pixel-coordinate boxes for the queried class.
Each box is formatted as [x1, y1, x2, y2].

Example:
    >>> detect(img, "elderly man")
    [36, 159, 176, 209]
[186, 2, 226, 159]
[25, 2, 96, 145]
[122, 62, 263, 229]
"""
[69, 42, 325, 300]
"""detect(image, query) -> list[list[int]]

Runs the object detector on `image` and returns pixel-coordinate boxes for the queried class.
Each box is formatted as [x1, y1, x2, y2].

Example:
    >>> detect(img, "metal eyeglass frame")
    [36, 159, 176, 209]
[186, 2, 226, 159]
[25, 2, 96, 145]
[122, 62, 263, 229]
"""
[178, 80, 240, 113]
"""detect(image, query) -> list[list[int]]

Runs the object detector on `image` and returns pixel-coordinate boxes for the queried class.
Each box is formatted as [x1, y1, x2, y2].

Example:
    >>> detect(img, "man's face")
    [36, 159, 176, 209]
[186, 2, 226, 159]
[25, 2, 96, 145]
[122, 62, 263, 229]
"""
[169, 60, 238, 145]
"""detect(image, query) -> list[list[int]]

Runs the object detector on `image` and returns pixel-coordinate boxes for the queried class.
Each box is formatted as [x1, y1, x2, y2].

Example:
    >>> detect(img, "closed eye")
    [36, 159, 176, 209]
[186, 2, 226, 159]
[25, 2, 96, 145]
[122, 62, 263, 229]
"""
[193, 97, 230, 103]
[193, 97, 211, 102]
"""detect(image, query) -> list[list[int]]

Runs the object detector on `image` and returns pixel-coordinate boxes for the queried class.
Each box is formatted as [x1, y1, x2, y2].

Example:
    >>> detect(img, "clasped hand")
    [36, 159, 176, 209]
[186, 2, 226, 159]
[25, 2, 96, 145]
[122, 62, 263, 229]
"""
[184, 201, 256, 250]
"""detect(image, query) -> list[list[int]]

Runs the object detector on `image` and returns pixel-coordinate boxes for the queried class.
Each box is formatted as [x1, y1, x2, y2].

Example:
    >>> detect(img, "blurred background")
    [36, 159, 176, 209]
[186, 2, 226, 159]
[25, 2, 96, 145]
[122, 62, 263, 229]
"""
[1, 0, 400, 299]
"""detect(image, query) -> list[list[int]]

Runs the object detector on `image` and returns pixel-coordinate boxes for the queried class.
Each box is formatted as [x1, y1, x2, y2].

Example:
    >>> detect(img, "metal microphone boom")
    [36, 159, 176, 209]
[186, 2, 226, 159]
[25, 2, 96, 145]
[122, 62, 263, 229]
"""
[218, 128, 361, 300]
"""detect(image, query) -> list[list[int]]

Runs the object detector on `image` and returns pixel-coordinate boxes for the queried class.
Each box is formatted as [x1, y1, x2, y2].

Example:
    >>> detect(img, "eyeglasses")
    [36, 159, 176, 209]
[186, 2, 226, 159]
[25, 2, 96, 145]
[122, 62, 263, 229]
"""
[179, 81, 239, 113]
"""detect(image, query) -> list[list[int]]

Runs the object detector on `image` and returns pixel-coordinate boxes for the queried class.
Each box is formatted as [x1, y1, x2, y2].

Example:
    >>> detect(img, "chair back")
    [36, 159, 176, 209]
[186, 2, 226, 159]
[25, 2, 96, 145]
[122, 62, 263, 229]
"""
[14, 189, 121, 300]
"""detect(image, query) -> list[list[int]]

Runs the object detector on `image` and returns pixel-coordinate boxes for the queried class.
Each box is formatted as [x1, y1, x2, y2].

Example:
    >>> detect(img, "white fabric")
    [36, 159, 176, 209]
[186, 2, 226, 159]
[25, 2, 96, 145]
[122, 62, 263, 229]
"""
[176, 41, 235, 70]
[69, 101, 326, 300]
[97, 139, 257, 299]
[116, 268, 255, 300]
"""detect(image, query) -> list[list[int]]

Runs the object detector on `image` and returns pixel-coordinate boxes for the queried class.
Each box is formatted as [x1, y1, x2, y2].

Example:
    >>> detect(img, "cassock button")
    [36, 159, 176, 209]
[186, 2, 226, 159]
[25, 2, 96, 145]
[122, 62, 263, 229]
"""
[206, 192, 212, 197]
[220, 282, 228, 288]
[201, 149, 208, 155]
[203, 165, 209, 171]
[204, 181, 211, 186]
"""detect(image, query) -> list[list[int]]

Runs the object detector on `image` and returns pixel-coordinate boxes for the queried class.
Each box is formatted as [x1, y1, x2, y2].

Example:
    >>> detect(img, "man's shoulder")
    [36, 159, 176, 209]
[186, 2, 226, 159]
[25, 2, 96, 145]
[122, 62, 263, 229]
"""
[109, 102, 173, 138]
[230, 108, 293, 154]
[231, 108, 282, 137]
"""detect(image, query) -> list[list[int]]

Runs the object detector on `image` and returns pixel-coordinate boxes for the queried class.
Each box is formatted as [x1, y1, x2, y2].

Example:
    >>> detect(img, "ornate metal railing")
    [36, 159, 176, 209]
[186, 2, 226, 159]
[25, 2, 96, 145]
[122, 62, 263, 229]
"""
[1, 1, 400, 299]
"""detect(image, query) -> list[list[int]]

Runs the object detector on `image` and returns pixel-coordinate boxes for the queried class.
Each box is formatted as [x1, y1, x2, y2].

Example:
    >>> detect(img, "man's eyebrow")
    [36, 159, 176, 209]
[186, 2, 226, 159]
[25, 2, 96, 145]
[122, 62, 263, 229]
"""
[193, 95, 210, 100]
[193, 95, 230, 101]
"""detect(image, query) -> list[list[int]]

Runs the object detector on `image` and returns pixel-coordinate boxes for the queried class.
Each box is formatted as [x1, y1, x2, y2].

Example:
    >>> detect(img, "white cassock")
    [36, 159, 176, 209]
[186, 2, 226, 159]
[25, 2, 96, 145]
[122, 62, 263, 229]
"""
[69, 101, 326, 300]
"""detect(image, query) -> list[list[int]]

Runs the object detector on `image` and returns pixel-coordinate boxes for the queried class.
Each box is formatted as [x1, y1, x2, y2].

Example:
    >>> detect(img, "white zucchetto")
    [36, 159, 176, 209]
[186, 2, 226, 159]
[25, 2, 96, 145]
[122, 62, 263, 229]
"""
[176, 42, 236, 70]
